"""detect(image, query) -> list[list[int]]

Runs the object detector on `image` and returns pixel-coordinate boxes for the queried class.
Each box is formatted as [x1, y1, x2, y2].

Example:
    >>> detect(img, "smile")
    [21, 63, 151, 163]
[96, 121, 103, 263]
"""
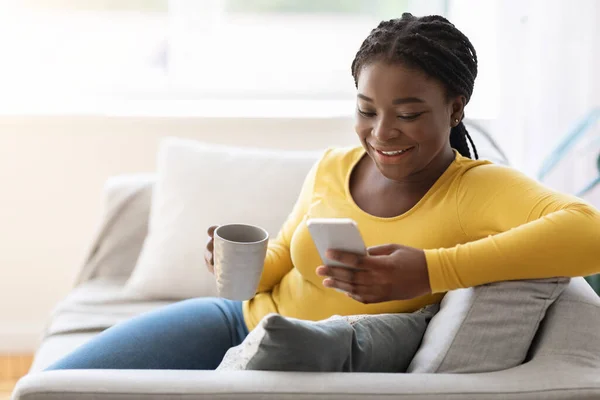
[370, 144, 416, 162]
[379, 148, 411, 156]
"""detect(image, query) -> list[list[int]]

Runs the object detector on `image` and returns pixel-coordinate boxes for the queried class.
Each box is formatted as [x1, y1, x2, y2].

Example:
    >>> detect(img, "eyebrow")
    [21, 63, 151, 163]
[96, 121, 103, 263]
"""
[357, 93, 425, 105]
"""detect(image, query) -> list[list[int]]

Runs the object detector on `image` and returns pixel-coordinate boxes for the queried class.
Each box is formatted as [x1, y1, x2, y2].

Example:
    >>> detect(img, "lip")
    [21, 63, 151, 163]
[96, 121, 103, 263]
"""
[369, 144, 416, 163]
[373, 146, 414, 153]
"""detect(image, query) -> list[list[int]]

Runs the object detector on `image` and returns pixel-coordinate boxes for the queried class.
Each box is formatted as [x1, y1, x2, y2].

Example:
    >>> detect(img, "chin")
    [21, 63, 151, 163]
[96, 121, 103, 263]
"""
[378, 165, 414, 181]
[364, 146, 416, 180]
[368, 156, 414, 181]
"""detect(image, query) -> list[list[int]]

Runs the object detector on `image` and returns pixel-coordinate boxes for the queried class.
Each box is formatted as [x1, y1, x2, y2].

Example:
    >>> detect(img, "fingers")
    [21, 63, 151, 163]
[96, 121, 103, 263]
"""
[325, 245, 400, 266]
[325, 250, 366, 268]
[205, 225, 218, 274]
[206, 235, 214, 262]
[317, 265, 385, 304]
[204, 225, 219, 273]
[204, 249, 214, 273]
[316, 244, 404, 304]
[317, 265, 372, 291]
[204, 245, 214, 263]
[322, 277, 353, 292]
[317, 265, 361, 284]
[316, 259, 387, 304]
[367, 243, 399, 256]
[207, 225, 218, 238]
[322, 278, 377, 304]
[346, 292, 377, 304]
[316, 244, 404, 305]
[322, 276, 365, 294]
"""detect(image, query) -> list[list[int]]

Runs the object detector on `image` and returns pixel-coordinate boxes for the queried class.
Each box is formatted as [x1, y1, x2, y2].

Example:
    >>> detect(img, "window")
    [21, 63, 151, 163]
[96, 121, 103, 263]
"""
[0, 0, 458, 116]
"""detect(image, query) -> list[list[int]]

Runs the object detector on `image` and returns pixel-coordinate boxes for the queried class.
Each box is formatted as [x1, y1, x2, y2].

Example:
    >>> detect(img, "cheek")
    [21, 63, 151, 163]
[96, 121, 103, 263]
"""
[354, 118, 371, 139]
[408, 117, 448, 144]
[398, 121, 434, 144]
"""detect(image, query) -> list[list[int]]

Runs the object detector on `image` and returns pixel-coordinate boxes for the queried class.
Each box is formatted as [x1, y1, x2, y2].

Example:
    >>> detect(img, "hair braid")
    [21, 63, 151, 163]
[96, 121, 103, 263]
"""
[450, 123, 479, 160]
[351, 12, 479, 159]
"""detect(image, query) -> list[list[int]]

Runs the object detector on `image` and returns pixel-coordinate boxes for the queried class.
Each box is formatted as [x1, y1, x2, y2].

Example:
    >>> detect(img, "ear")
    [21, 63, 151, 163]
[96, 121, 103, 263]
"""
[449, 95, 466, 127]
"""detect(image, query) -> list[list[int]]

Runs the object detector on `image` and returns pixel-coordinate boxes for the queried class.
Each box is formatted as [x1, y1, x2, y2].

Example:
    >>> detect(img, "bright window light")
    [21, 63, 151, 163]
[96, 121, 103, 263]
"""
[0, 0, 501, 118]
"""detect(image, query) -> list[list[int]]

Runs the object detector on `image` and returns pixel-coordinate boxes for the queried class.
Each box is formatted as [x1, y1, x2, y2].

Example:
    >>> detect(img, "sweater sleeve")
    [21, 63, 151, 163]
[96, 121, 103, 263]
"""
[425, 164, 600, 293]
[255, 152, 325, 293]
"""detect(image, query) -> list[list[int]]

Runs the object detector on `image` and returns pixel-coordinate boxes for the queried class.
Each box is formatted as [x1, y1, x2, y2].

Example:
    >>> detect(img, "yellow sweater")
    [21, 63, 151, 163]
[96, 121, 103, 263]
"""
[243, 146, 600, 330]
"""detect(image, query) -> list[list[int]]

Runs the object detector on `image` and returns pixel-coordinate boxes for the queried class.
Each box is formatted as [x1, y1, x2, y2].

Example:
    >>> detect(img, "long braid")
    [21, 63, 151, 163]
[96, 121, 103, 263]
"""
[351, 13, 479, 159]
[450, 123, 479, 160]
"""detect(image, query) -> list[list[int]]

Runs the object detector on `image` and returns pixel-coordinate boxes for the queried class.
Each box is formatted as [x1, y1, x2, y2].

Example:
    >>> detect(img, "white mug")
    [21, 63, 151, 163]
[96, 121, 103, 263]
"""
[213, 224, 269, 301]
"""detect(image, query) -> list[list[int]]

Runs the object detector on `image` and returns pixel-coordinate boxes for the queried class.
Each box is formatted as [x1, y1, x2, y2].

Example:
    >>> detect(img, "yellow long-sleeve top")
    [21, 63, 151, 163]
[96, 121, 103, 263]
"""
[242, 146, 600, 330]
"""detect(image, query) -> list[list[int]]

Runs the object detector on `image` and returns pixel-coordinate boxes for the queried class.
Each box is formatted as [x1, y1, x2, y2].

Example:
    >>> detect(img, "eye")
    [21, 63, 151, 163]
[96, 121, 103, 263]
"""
[357, 108, 376, 118]
[397, 112, 423, 121]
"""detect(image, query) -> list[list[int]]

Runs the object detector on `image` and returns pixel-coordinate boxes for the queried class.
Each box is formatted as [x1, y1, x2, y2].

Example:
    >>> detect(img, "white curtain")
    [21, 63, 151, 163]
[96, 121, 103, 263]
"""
[451, 0, 600, 204]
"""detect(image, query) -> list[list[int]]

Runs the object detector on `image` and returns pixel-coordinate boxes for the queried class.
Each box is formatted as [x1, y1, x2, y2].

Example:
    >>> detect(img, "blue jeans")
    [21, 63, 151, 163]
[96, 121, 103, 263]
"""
[45, 298, 248, 370]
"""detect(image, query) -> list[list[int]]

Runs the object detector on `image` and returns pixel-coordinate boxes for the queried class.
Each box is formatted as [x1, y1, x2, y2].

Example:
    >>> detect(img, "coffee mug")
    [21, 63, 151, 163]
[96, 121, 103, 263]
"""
[213, 224, 269, 301]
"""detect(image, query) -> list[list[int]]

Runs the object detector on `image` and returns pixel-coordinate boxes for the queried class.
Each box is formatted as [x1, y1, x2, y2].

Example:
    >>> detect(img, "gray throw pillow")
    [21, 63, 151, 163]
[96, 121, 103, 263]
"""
[217, 305, 438, 372]
[408, 277, 570, 373]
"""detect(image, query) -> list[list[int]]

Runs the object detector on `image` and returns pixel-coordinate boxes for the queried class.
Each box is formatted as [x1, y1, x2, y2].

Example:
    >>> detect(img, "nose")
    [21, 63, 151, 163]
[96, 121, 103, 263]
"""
[372, 114, 400, 142]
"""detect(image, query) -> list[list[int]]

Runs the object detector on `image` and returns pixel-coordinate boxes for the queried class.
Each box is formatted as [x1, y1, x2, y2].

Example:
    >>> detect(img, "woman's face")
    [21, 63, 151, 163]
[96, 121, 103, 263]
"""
[354, 61, 465, 182]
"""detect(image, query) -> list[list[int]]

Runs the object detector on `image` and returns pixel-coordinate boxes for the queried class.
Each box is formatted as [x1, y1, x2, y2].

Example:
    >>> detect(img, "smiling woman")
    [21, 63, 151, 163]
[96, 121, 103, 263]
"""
[354, 63, 461, 183]
[42, 12, 600, 374]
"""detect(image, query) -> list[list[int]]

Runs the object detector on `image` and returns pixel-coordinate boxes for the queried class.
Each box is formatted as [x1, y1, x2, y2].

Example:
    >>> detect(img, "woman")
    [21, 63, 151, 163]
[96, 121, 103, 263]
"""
[47, 13, 600, 371]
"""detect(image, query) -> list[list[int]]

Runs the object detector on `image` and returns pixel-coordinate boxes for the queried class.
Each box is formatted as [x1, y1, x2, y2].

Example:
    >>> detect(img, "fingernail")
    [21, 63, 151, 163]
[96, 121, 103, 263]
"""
[322, 279, 332, 287]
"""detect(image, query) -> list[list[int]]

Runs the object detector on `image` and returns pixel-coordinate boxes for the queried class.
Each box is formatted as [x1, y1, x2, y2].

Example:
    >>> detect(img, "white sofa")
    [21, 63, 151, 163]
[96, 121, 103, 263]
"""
[12, 134, 600, 399]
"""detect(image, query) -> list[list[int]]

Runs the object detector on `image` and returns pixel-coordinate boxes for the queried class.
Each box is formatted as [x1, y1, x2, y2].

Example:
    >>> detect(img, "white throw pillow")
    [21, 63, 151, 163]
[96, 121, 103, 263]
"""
[407, 277, 569, 373]
[125, 137, 320, 300]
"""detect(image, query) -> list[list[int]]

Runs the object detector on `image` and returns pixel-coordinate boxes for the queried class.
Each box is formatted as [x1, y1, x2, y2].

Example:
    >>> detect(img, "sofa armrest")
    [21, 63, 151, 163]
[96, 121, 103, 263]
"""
[12, 357, 600, 400]
[74, 174, 155, 285]
[527, 277, 600, 363]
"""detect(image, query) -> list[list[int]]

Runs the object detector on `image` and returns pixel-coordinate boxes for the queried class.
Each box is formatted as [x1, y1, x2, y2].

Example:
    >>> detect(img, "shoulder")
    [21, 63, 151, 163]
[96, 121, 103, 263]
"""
[314, 145, 365, 174]
[456, 158, 535, 189]
[453, 157, 552, 205]
[304, 146, 364, 194]
[320, 145, 364, 163]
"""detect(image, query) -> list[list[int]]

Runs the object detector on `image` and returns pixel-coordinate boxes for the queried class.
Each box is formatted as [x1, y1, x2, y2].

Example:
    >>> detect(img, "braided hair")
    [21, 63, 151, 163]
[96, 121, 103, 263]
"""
[351, 13, 479, 159]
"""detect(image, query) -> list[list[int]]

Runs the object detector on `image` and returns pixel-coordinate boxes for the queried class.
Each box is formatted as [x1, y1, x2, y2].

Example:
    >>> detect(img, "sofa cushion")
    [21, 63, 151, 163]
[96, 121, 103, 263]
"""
[33, 278, 174, 372]
[407, 277, 570, 373]
[46, 278, 173, 338]
[125, 137, 320, 300]
[77, 174, 154, 282]
[218, 306, 437, 372]
[29, 332, 100, 372]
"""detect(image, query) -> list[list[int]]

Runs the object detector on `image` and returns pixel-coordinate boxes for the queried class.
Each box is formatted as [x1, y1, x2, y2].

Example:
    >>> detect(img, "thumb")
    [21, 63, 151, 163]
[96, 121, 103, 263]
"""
[367, 244, 400, 256]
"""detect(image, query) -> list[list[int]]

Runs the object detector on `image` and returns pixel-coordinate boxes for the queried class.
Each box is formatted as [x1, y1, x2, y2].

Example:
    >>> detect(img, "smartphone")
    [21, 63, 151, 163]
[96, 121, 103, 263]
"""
[306, 218, 367, 269]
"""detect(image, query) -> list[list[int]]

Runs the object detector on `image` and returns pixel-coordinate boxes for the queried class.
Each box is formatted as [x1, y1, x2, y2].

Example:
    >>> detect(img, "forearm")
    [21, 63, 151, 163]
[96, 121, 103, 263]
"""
[425, 204, 600, 293]
[256, 243, 293, 292]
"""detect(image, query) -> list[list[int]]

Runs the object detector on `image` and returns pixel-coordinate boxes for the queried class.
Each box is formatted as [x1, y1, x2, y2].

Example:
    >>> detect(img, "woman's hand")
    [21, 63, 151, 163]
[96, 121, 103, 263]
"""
[204, 225, 218, 274]
[316, 244, 431, 303]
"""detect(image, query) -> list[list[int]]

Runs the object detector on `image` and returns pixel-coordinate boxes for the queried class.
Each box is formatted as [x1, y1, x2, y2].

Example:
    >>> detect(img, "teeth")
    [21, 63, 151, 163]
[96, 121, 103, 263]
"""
[381, 149, 407, 155]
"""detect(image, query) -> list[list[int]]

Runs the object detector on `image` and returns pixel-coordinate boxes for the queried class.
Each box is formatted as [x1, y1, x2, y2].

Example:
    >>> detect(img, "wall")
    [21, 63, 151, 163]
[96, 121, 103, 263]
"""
[0, 115, 356, 351]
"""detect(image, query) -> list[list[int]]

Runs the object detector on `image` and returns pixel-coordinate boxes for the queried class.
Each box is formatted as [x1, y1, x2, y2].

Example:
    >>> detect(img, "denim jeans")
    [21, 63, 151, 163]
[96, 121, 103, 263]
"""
[45, 297, 248, 370]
